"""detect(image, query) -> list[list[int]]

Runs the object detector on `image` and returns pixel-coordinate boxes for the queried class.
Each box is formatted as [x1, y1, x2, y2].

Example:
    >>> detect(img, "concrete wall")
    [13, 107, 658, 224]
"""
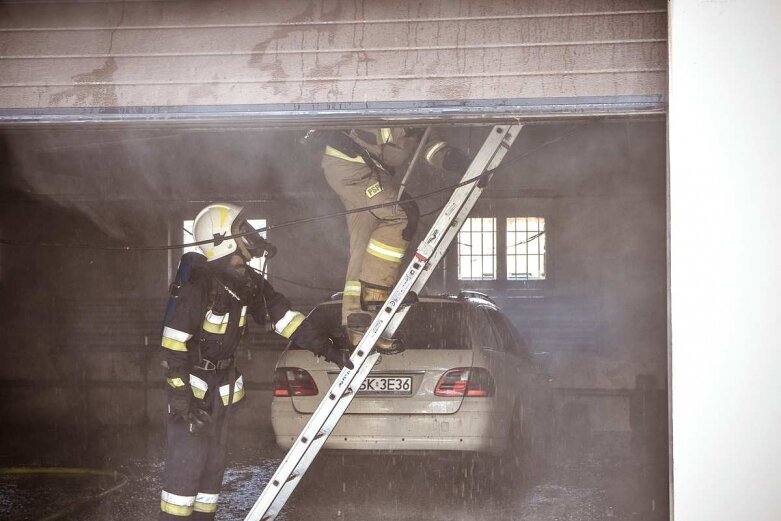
[0, 121, 666, 438]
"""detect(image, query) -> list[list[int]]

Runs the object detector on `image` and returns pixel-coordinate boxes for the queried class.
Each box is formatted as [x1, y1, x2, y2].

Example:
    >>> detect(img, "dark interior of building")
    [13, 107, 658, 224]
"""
[0, 119, 668, 520]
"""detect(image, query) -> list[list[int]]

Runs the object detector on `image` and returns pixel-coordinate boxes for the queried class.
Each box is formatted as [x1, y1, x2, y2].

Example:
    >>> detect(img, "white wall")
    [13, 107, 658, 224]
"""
[670, 1, 781, 520]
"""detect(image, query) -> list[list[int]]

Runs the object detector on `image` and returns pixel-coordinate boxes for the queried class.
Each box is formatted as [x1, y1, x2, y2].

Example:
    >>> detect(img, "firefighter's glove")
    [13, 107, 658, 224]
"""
[289, 316, 354, 370]
[187, 409, 214, 437]
[321, 343, 355, 371]
[168, 385, 191, 421]
[442, 147, 471, 174]
[290, 316, 331, 355]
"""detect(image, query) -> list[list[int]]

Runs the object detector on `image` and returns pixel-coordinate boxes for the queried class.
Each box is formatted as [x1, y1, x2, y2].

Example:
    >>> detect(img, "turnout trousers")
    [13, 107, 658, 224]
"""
[160, 368, 244, 520]
[322, 154, 410, 325]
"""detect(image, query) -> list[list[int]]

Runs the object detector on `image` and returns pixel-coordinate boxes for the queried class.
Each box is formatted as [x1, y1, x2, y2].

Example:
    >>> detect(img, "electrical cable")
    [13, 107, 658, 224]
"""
[267, 273, 338, 293]
[0, 124, 581, 252]
[0, 466, 128, 521]
[0, 172, 492, 251]
[247, 265, 337, 293]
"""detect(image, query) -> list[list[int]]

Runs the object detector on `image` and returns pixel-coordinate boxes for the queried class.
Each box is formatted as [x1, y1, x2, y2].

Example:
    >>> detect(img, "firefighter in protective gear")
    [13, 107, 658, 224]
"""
[159, 203, 350, 520]
[315, 128, 469, 352]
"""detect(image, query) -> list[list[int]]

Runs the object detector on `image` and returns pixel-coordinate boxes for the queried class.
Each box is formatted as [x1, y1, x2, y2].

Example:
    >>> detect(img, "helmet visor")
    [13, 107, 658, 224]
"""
[235, 219, 276, 259]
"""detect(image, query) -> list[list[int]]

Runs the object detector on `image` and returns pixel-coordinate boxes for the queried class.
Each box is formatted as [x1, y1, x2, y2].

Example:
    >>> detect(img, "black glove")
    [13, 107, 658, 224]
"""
[321, 342, 354, 370]
[289, 316, 332, 354]
[169, 385, 191, 421]
[442, 147, 471, 173]
[186, 409, 214, 437]
[290, 317, 354, 370]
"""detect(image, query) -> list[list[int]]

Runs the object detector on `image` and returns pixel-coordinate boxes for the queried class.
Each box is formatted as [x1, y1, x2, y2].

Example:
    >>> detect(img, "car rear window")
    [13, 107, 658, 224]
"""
[292, 301, 470, 350]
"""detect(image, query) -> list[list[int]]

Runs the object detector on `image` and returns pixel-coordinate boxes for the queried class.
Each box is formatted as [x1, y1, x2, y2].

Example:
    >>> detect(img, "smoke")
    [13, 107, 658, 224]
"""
[1, 126, 195, 242]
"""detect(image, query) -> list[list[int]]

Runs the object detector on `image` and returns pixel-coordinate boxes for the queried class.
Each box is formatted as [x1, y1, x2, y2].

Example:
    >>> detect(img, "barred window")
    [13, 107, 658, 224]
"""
[506, 217, 546, 281]
[457, 217, 497, 280]
[182, 218, 268, 273]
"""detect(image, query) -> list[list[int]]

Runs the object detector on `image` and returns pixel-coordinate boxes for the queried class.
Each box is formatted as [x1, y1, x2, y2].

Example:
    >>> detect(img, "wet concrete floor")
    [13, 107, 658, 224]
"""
[0, 427, 661, 521]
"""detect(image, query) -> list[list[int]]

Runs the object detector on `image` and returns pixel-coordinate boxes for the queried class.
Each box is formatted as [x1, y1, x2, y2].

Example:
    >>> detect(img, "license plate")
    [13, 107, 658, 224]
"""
[358, 376, 413, 396]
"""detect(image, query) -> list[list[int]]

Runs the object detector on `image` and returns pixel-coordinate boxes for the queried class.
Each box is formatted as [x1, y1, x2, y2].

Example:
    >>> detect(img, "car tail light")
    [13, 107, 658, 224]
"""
[465, 367, 496, 397]
[435, 367, 495, 398]
[274, 368, 319, 397]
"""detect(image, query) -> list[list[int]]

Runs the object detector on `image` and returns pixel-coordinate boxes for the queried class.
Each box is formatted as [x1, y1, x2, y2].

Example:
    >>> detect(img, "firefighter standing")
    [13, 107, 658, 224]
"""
[159, 203, 350, 520]
[314, 128, 468, 351]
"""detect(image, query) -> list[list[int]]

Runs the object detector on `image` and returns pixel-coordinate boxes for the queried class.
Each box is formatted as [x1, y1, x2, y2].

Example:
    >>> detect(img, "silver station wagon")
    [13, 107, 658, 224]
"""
[271, 292, 547, 462]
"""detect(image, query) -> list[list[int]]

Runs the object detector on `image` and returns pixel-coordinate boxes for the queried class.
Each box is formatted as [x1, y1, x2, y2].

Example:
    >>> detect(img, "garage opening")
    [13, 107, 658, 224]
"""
[0, 116, 667, 520]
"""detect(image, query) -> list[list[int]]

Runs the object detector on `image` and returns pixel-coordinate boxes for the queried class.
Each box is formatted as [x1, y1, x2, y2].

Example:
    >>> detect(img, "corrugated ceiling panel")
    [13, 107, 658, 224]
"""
[0, 0, 667, 110]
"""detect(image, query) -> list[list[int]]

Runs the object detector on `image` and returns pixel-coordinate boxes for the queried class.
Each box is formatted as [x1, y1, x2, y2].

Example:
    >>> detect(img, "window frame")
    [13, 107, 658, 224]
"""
[505, 216, 546, 283]
[456, 216, 498, 282]
[452, 211, 549, 293]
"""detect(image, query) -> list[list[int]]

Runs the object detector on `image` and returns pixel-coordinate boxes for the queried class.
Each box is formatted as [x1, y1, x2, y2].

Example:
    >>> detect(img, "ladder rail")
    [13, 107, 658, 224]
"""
[248, 352, 381, 521]
[385, 127, 515, 336]
[244, 124, 522, 521]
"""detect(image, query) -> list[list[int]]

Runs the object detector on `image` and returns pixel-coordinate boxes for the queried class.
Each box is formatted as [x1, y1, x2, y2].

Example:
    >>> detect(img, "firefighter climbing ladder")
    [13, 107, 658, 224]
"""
[244, 124, 523, 521]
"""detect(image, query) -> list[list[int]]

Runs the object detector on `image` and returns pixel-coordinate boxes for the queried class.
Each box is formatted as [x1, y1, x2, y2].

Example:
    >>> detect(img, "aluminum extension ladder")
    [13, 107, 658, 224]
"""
[244, 124, 523, 521]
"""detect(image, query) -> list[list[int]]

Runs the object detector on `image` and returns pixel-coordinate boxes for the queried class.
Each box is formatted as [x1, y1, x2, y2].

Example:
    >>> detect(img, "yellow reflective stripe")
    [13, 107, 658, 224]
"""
[160, 491, 195, 516]
[194, 492, 219, 512]
[221, 387, 245, 406]
[167, 377, 185, 388]
[324, 145, 365, 163]
[204, 310, 228, 325]
[273, 310, 305, 338]
[239, 307, 247, 327]
[194, 501, 218, 513]
[203, 310, 230, 333]
[367, 239, 405, 263]
[369, 239, 405, 255]
[380, 128, 392, 144]
[189, 374, 208, 400]
[195, 492, 219, 505]
[162, 337, 188, 352]
[202, 321, 227, 334]
[367, 249, 404, 263]
[279, 313, 305, 339]
[220, 376, 245, 406]
[425, 141, 448, 164]
[161, 500, 193, 516]
[163, 327, 192, 343]
[344, 280, 361, 297]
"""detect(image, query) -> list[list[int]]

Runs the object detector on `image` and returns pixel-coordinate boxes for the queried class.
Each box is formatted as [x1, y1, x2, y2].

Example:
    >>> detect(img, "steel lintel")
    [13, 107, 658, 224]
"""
[0, 96, 665, 127]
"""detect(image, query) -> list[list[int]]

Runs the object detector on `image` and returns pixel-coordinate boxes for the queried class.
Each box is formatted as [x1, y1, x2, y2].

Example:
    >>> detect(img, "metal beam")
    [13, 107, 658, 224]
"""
[0, 96, 665, 127]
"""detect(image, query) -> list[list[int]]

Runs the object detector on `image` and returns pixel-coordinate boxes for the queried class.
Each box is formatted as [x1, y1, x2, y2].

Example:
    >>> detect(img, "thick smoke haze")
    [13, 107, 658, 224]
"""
[0, 121, 669, 519]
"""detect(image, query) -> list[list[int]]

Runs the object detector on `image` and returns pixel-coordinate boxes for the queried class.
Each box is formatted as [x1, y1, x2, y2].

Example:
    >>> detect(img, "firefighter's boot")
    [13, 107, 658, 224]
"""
[345, 283, 417, 354]
[346, 312, 404, 354]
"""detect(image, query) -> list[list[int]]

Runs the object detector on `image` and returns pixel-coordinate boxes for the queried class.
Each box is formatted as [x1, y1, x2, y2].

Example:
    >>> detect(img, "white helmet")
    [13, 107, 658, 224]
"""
[193, 202, 275, 262]
[192, 203, 246, 262]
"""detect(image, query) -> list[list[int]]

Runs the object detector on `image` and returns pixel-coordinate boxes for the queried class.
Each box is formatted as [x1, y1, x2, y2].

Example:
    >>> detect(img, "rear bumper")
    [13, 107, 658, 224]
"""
[271, 400, 509, 454]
